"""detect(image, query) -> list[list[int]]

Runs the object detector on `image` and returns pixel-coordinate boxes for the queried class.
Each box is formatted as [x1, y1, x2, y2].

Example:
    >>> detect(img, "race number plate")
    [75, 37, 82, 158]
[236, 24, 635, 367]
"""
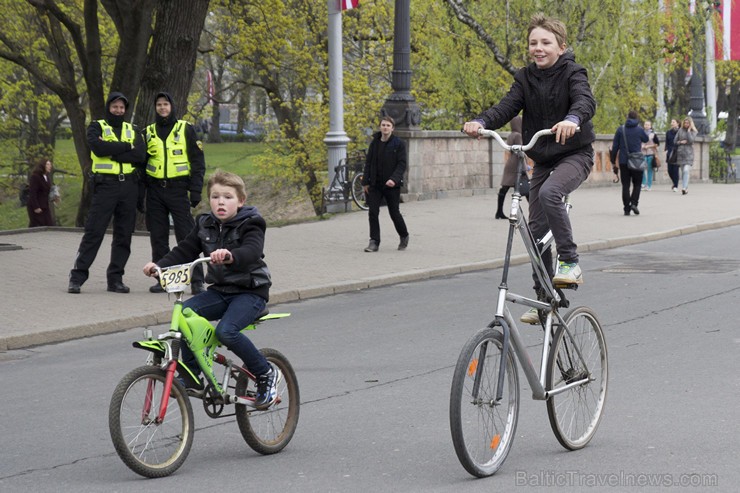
[160, 264, 191, 293]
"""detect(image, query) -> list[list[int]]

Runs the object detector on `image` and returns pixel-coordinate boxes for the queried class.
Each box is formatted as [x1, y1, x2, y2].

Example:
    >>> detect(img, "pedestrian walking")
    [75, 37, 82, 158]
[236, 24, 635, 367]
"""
[610, 110, 649, 216]
[26, 158, 54, 227]
[641, 120, 660, 191]
[665, 118, 680, 191]
[674, 116, 697, 195]
[68, 92, 146, 294]
[495, 115, 530, 219]
[361, 116, 409, 252]
[144, 92, 206, 294]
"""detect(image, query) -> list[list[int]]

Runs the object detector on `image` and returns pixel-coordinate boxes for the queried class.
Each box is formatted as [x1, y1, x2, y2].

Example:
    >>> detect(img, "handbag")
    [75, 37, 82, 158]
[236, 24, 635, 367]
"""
[620, 126, 647, 171]
[667, 148, 677, 165]
[652, 154, 661, 169]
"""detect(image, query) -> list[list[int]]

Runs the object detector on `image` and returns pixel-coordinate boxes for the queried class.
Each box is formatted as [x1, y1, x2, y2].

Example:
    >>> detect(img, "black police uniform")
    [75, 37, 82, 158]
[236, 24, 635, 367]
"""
[144, 92, 206, 293]
[68, 92, 146, 293]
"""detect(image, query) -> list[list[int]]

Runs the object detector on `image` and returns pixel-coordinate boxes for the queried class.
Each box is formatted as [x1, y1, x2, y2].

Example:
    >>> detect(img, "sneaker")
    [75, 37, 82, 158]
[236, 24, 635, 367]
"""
[552, 261, 583, 286]
[149, 282, 165, 293]
[255, 365, 281, 409]
[520, 308, 540, 325]
[672, 187, 677, 192]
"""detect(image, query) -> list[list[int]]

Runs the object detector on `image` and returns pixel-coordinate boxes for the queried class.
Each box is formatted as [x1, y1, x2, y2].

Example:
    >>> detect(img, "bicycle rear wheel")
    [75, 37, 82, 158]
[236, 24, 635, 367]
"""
[351, 172, 368, 210]
[235, 348, 300, 454]
[449, 328, 519, 477]
[109, 366, 194, 478]
[546, 306, 608, 450]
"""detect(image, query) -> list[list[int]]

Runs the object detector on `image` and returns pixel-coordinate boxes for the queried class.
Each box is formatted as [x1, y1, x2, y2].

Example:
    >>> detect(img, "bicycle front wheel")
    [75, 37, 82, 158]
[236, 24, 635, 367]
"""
[351, 172, 368, 210]
[235, 348, 300, 454]
[546, 306, 608, 450]
[449, 328, 519, 477]
[109, 366, 194, 478]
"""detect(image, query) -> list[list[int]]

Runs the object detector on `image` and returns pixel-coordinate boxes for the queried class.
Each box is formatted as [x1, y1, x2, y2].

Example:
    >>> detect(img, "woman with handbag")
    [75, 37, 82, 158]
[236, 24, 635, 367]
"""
[609, 110, 649, 216]
[641, 121, 660, 191]
[665, 119, 680, 192]
[674, 117, 697, 195]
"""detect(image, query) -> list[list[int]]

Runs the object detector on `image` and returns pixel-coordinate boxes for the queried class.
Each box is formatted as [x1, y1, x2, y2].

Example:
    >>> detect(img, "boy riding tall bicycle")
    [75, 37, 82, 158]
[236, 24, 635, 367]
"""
[463, 13, 596, 324]
[143, 170, 278, 408]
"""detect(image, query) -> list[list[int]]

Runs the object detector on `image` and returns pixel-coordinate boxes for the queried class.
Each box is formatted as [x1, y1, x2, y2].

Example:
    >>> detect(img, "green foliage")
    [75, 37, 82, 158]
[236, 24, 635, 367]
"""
[708, 141, 731, 182]
[0, 140, 265, 230]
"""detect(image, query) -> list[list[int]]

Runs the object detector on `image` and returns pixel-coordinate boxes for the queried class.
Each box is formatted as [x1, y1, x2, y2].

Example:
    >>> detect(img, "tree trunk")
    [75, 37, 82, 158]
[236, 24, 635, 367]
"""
[133, 0, 211, 127]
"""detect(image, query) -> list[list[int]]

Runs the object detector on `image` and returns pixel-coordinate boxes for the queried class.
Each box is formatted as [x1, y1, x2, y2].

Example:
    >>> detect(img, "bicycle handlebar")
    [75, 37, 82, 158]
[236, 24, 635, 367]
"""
[474, 127, 581, 152]
[152, 255, 228, 278]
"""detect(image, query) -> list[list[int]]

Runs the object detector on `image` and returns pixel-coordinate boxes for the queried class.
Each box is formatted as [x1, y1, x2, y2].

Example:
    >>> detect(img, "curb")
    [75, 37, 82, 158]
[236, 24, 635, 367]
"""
[4, 216, 740, 351]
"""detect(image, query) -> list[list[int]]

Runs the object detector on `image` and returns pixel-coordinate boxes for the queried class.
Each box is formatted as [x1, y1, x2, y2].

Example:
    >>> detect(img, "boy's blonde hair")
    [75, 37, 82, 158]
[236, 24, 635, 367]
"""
[528, 13, 567, 48]
[207, 170, 247, 202]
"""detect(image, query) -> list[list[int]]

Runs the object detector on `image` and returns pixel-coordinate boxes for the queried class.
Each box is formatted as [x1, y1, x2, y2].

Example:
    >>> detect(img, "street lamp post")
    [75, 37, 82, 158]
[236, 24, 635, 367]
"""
[380, 0, 421, 129]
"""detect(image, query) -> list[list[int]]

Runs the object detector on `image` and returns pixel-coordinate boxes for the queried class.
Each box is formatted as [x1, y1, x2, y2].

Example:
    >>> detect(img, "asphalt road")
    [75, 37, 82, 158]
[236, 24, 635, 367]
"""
[1, 226, 738, 492]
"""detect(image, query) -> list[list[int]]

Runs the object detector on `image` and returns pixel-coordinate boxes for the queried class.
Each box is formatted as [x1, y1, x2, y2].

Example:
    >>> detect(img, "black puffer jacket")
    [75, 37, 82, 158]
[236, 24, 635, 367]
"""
[156, 206, 271, 300]
[476, 52, 596, 165]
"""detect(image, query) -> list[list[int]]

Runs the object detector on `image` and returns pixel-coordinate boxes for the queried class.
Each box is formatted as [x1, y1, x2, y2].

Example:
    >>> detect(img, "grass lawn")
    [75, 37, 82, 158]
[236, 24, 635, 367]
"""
[0, 139, 266, 231]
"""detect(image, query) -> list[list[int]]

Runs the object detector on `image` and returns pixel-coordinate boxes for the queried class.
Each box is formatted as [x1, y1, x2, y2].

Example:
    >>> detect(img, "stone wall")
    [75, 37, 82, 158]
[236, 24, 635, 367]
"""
[396, 129, 711, 201]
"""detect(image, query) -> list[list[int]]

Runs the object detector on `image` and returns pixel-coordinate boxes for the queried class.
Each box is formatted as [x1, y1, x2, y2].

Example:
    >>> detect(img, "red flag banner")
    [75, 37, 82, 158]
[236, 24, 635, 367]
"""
[341, 0, 359, 10]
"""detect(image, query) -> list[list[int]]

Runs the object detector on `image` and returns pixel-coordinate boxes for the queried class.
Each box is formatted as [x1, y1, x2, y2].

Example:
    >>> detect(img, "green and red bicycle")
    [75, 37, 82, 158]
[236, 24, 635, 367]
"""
[108, 257, 300, 478]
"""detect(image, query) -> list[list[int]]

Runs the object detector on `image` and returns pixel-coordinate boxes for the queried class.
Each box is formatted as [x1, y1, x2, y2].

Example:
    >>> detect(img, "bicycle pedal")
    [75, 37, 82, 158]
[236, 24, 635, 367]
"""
[554, 282, 579, 290]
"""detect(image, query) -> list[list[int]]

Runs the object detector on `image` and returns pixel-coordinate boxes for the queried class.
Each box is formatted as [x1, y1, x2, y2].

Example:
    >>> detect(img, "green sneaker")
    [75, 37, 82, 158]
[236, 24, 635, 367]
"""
[520, 308, 540, 325]
[552, 261, 583, 286]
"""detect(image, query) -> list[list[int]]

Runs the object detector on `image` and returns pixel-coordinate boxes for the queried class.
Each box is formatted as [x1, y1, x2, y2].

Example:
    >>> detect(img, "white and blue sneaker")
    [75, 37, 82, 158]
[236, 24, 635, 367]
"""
[255, 364, 281, 409]
[552, 261, 583, 286]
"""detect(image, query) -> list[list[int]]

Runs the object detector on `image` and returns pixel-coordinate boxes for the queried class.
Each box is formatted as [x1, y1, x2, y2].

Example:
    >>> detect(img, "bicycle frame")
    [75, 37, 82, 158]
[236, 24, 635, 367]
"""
[478, 128, 590, 403]
[134, 257, 289, 413]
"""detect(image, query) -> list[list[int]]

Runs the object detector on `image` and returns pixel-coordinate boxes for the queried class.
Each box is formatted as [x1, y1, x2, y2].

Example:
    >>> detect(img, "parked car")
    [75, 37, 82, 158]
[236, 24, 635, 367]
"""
[218, 123, 263, 139]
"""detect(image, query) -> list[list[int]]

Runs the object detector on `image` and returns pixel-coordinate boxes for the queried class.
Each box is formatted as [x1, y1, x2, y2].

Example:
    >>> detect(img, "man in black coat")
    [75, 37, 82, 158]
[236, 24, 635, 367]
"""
[361, 116, 410, 252]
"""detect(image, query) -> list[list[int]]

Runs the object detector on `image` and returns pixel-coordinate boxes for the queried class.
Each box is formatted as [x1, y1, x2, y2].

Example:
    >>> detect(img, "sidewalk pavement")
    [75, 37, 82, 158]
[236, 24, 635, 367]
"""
[1, 181, 739, 351]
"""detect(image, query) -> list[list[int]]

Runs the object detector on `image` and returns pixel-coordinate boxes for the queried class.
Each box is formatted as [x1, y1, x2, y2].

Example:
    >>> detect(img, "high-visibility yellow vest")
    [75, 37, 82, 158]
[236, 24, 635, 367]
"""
[145, 120, 191, 179]
[91, 121, 136, 175]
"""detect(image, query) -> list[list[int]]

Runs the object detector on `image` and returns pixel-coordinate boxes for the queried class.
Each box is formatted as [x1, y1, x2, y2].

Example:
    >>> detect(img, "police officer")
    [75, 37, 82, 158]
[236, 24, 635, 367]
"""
[68, 92, 146, 294]
[144, 92, 206, 294]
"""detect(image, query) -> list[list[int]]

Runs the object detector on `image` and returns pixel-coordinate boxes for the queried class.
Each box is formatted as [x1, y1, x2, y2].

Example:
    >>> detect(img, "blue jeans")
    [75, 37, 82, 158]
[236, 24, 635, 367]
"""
[642, 156, 655, 188]
[681, 165, 691, 190]
[180, 289, 270, 376]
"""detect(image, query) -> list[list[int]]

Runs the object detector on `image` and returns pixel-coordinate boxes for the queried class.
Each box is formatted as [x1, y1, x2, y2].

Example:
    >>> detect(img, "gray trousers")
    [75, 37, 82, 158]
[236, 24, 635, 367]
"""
[529, 150, 593, 278]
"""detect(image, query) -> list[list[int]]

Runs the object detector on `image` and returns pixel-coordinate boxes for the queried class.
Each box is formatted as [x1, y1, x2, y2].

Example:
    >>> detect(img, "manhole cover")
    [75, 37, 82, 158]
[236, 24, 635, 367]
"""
[601, 252, 740, 274]
[0, 243, 22, 252]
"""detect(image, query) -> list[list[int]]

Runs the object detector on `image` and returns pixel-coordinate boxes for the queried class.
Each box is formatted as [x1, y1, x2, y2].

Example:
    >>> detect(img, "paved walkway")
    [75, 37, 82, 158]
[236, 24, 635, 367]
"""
[1, 181, 739, 350]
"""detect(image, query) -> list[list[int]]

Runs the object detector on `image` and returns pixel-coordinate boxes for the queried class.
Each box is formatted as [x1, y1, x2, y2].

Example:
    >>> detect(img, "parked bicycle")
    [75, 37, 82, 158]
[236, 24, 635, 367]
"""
[449, 128, 608, 477]
[322, 149, 368, 212]
[108, 257, 300, 478]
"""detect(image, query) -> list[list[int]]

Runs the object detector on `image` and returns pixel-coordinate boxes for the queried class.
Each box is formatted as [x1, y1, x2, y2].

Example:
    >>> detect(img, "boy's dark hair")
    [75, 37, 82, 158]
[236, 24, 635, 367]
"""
[628, 110, 639, 120]
[380, 115, 395, 127]
[207, 170, 247, 202]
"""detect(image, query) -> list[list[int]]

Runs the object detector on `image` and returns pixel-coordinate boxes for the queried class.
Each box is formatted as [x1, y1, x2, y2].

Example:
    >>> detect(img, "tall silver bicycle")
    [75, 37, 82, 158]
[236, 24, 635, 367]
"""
[449, 128, 608, 477]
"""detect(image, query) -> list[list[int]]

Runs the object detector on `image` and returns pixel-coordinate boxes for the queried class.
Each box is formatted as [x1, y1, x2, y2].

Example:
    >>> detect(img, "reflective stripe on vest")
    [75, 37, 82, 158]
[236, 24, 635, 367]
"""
[91, 121, 136, 175]
[145, 121, 191, 179]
